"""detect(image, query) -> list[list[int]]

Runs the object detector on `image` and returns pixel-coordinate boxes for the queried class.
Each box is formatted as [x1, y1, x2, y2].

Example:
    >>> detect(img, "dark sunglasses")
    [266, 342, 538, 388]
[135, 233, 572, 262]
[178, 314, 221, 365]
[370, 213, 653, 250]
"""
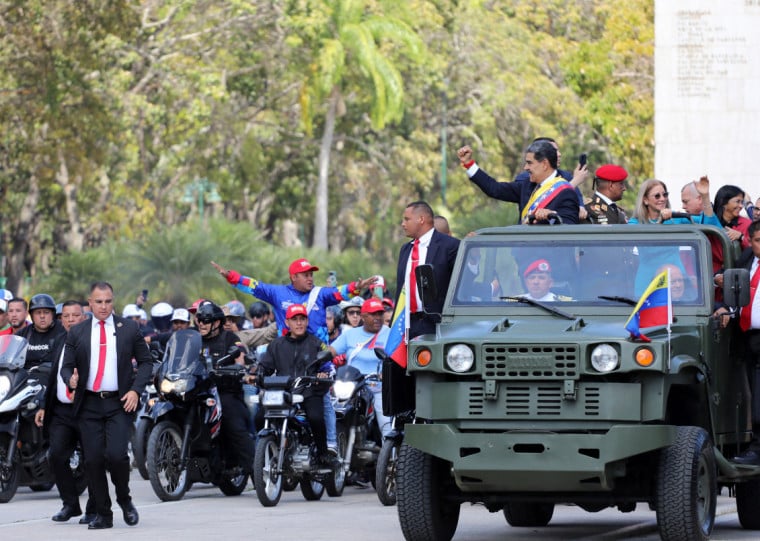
[650, 191, 669, 200]
[346, 310, 361, 316]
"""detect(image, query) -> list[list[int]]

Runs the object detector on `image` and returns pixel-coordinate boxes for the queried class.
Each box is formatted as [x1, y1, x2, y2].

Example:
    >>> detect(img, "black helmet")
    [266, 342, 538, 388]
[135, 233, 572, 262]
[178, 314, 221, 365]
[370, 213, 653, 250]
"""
[29, 293, 56, 313]
[248, 301, 269, 319]
[326, 305, 344, 328]
[196, 301, 225, 324]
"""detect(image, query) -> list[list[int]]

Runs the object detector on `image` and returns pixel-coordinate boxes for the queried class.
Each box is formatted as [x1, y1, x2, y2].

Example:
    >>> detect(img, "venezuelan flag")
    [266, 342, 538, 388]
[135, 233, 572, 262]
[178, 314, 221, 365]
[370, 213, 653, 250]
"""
[384, 288, 408, 368]
[625, 270, 672, 342]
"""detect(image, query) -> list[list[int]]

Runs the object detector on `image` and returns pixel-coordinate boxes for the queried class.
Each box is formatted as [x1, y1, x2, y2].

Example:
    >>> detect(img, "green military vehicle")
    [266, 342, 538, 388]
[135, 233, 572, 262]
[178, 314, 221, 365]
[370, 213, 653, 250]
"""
[397, 224, 759, 541]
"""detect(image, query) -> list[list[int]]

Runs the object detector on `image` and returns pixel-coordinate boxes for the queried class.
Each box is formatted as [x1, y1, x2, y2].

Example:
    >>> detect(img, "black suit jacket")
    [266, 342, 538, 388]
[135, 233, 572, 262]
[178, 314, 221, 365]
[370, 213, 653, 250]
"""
[60, 315, 152, 414]
[395, 229, 460, 317]
[470, 168, 579, 224]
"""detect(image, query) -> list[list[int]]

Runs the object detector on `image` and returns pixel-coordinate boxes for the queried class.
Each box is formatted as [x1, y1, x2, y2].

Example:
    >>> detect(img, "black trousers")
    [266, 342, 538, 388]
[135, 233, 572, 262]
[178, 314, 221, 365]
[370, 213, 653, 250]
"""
[48, 403, 95, 513]
[78, 394, 133, 518]
[302, 394, 328, 455]
[747, 332, 760, 436]
[219, 392, 254, 473]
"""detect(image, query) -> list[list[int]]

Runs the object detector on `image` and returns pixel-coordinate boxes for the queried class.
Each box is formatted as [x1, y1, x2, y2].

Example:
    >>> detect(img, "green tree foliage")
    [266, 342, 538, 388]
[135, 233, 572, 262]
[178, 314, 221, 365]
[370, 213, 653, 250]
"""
[1, 0, 655, 295]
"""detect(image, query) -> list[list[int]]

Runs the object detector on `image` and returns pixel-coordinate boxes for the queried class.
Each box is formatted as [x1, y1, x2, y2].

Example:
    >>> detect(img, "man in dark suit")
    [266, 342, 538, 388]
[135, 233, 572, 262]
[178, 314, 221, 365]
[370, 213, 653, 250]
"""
[386, 201, 460, 414]
[61, 282, 152, 529]
[34, 300, 96, 524]
[457, 140, 580, 224]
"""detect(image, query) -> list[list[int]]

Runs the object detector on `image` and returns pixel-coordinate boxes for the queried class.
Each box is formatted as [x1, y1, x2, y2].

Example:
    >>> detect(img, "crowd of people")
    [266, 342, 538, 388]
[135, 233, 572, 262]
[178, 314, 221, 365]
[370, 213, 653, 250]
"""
[6, 135, 760, 527]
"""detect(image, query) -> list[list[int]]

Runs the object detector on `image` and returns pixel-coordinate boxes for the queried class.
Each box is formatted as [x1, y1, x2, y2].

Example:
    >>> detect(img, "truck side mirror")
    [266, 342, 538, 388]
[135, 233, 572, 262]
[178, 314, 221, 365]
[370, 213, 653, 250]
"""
[415, 264, 437, 311]
[723, 268, 750, 307]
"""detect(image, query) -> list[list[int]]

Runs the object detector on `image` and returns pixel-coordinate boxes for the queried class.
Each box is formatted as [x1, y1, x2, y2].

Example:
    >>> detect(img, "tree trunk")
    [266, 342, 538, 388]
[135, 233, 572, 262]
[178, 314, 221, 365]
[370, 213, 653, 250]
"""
[313, 88, 339, 250]
[6, 174, 40, 295]
[55, 150, 85, 252]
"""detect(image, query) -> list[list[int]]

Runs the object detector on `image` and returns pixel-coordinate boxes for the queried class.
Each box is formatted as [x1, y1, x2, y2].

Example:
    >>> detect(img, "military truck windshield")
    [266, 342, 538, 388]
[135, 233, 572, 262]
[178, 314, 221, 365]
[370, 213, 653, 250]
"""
[453, 239, 704, 306]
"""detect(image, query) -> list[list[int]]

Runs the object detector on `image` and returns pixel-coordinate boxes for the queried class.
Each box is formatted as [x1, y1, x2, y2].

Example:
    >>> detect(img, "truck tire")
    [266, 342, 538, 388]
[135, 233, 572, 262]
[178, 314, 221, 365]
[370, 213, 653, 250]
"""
[655, 426, 716, 541]
[736, 478, 760, 529]
[397, 444, 460, 541]
[503, 502, 554, 527]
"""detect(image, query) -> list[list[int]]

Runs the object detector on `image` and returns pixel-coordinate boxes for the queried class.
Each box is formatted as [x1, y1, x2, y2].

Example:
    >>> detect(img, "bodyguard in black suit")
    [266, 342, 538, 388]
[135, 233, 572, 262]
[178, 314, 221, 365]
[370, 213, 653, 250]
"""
[35, 300, 96, 523]
[61, 282, 152, 529]
[386, 201, 460, 414]
[457, 140, 580, 225]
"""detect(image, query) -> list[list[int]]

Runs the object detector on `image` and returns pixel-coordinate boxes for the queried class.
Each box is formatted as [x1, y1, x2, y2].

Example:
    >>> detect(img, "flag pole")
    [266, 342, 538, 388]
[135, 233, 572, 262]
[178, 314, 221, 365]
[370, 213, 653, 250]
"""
[666, 268, 672, 371]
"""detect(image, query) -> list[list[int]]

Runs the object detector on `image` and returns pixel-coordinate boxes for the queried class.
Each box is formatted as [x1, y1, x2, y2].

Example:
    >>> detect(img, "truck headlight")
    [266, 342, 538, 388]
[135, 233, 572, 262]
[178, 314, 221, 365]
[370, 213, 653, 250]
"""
[590, 344, 619, 373]
[446, 344, 474, 373]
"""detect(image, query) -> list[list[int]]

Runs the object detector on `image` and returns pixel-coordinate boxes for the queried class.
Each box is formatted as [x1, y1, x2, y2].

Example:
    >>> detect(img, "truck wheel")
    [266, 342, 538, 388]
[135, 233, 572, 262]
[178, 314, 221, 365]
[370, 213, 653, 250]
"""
[254, 435, 283, 507]
[655, 426, 716, 541]
[397, 444, 460, 541]
[736, 478, 760, 529]
[503, 502, 554, 527]
[376, 438, 400, 506]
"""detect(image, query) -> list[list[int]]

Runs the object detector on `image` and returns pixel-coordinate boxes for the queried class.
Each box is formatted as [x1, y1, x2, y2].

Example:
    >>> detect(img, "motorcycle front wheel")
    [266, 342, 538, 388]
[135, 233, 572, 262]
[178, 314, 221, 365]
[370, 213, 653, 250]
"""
[325, 427, 347, 498]
[218, 469, 248, 496]
[146, 420, 189, 501]
[0, 435, 19, 503]
[254, 434, 283, 507]
[376, 438, 400, 506]
[133, 418, 152, 481]
[300, 475, 325, 501]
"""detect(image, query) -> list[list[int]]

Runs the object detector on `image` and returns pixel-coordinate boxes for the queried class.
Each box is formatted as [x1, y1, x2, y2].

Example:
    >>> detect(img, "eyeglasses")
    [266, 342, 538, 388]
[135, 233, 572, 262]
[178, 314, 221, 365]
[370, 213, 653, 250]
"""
[346, 310, 361, 316]
[650, 191, 669, 200]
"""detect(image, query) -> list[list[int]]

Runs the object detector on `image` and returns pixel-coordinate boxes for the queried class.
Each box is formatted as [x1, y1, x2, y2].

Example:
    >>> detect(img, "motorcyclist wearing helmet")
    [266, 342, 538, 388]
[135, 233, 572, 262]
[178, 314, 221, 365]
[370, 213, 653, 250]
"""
[196, 301, 254, 475]
[143, 302, 175, 350]
[248, 301, 270, 329]
[0, 299, 13, 336]
[257, 304, 338, 468]
[325, 305, 343, 344]
[18, 293, 66, 371]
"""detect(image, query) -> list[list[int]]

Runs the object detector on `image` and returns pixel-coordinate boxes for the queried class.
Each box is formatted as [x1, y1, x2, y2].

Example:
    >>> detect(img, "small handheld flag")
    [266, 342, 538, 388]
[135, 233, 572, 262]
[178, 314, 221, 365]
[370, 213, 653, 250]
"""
[383, 288, 408, 369]
[625, 270, 672, 342]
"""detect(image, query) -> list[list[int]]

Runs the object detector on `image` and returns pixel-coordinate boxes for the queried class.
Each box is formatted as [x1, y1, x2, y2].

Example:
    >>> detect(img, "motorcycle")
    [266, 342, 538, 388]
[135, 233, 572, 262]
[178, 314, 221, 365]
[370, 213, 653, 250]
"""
[145, 329, 250, 501]
[253, 353, 345, 507]
[332, 365, 382, 489]
[375, 409, 415, 506]
[0, 335, 87, 503]
[133, 342, 164, 480]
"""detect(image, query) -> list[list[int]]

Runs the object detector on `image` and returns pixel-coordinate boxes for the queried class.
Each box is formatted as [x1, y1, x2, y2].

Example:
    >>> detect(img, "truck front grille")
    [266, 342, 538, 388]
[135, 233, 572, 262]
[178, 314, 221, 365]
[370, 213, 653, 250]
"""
[483, 344, 579, 380]
[466, 383, 602, 418]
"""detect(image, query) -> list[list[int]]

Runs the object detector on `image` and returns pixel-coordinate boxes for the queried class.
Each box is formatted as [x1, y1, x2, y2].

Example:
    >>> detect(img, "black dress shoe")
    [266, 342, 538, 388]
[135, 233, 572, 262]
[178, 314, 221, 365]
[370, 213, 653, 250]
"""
[87, 515, 113, 530]
[51, 505, 82, 522]
[79, 513, 97, 525]
[732, 449, 760, 466]
[121, 502, 139, 526]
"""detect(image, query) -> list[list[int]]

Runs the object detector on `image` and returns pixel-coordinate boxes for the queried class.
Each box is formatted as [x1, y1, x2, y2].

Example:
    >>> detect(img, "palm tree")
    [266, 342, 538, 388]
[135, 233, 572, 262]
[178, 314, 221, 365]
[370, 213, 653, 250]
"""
[296, 0, 425, 250]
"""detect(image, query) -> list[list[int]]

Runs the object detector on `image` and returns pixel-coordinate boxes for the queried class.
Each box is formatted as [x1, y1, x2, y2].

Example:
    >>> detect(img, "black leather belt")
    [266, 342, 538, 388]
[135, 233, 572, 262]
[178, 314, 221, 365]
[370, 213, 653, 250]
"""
[86, 390, 119, 399]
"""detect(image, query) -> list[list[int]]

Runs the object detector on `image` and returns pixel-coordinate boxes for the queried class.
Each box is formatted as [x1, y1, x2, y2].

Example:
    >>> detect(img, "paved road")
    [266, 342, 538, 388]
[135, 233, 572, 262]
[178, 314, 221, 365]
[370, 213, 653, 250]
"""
[0, 475, 756, 540]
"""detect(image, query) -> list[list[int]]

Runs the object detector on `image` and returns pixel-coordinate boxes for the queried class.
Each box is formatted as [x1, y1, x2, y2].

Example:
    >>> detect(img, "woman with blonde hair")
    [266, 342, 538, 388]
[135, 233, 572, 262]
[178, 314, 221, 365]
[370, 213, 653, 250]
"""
[629, 179, 691, 224]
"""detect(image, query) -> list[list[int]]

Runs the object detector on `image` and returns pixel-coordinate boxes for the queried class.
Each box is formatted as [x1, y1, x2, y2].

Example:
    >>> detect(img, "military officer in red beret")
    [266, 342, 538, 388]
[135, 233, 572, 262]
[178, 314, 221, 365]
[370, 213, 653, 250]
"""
[585, 164, 628, 224]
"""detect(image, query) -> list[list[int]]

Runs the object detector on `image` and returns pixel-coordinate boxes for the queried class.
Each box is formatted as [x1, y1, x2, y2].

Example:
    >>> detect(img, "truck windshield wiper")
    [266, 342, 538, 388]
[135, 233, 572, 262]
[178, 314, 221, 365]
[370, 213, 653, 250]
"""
[598, 295, 637, 306]
[500, 296, 576, 320]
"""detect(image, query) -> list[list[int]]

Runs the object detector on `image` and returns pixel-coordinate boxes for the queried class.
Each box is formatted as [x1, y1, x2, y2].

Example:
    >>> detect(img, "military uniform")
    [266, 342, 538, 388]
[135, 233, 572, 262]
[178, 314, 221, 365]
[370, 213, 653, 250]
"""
[585, 193, 628, 224]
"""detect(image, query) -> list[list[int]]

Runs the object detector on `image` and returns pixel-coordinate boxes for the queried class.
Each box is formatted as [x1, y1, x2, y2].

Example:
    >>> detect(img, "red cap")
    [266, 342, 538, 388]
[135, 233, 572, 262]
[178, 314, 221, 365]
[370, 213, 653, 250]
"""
[289, 258, 319, 276]
[381, 297, 395, 310]
[595, 164, 628, 182]
[524, 259, 551, 277]
[361, 298, 385, 314]
[188, 298, 206, 314]
[285, 304, 308, 319]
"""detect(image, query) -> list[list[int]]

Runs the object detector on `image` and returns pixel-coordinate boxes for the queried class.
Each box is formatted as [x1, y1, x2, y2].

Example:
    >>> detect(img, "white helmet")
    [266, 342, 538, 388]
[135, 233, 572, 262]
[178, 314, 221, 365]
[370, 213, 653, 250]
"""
[150, 302, 174, 318]
[122, 303, 141, 318]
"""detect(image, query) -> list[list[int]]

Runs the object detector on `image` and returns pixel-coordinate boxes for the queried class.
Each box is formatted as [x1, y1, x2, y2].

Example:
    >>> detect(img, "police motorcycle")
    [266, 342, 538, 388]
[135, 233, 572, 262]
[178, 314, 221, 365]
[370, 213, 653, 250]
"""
[145, 329, 249, 501]
[0, 335, 86, 502]
[132, 341, 164, 480]
[332, 364, 382, 489]
[253, 351, 345, 507]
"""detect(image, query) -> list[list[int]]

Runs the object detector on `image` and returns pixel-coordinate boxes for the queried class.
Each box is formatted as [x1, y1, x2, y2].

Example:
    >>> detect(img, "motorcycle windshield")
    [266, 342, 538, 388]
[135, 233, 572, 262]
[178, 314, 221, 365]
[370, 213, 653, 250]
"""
[0, 335, 28, 369]
[159, 329, 205, 378]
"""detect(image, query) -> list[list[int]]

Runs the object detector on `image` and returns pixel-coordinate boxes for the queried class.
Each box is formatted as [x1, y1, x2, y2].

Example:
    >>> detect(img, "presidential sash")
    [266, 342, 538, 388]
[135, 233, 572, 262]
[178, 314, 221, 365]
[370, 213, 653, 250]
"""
[521, 176, 574, 223]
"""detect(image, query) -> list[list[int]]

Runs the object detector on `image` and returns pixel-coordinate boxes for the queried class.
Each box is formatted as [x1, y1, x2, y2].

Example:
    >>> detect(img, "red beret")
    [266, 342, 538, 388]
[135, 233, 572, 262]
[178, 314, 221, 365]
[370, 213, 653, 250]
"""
[595, 164, 628, 182]
[524, 259, 551, 277]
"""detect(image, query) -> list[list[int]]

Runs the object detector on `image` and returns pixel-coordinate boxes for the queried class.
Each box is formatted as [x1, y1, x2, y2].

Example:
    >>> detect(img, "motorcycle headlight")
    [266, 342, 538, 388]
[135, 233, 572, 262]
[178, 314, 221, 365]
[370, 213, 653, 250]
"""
[333, 380, 356, 401]
[262, 390, 286, 406]
[0, 375, 10, 402]
[160, 378, 189, 395]
[446, 344, 474, 373]
[590, 344, 619, 373]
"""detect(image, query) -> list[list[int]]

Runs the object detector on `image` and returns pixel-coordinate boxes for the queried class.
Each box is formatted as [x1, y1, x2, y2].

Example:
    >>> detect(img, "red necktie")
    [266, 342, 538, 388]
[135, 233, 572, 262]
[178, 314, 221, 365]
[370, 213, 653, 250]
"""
[409, 239, 420, 312]
[93, 320, 107, 391]
[740, 260, 760, 331]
